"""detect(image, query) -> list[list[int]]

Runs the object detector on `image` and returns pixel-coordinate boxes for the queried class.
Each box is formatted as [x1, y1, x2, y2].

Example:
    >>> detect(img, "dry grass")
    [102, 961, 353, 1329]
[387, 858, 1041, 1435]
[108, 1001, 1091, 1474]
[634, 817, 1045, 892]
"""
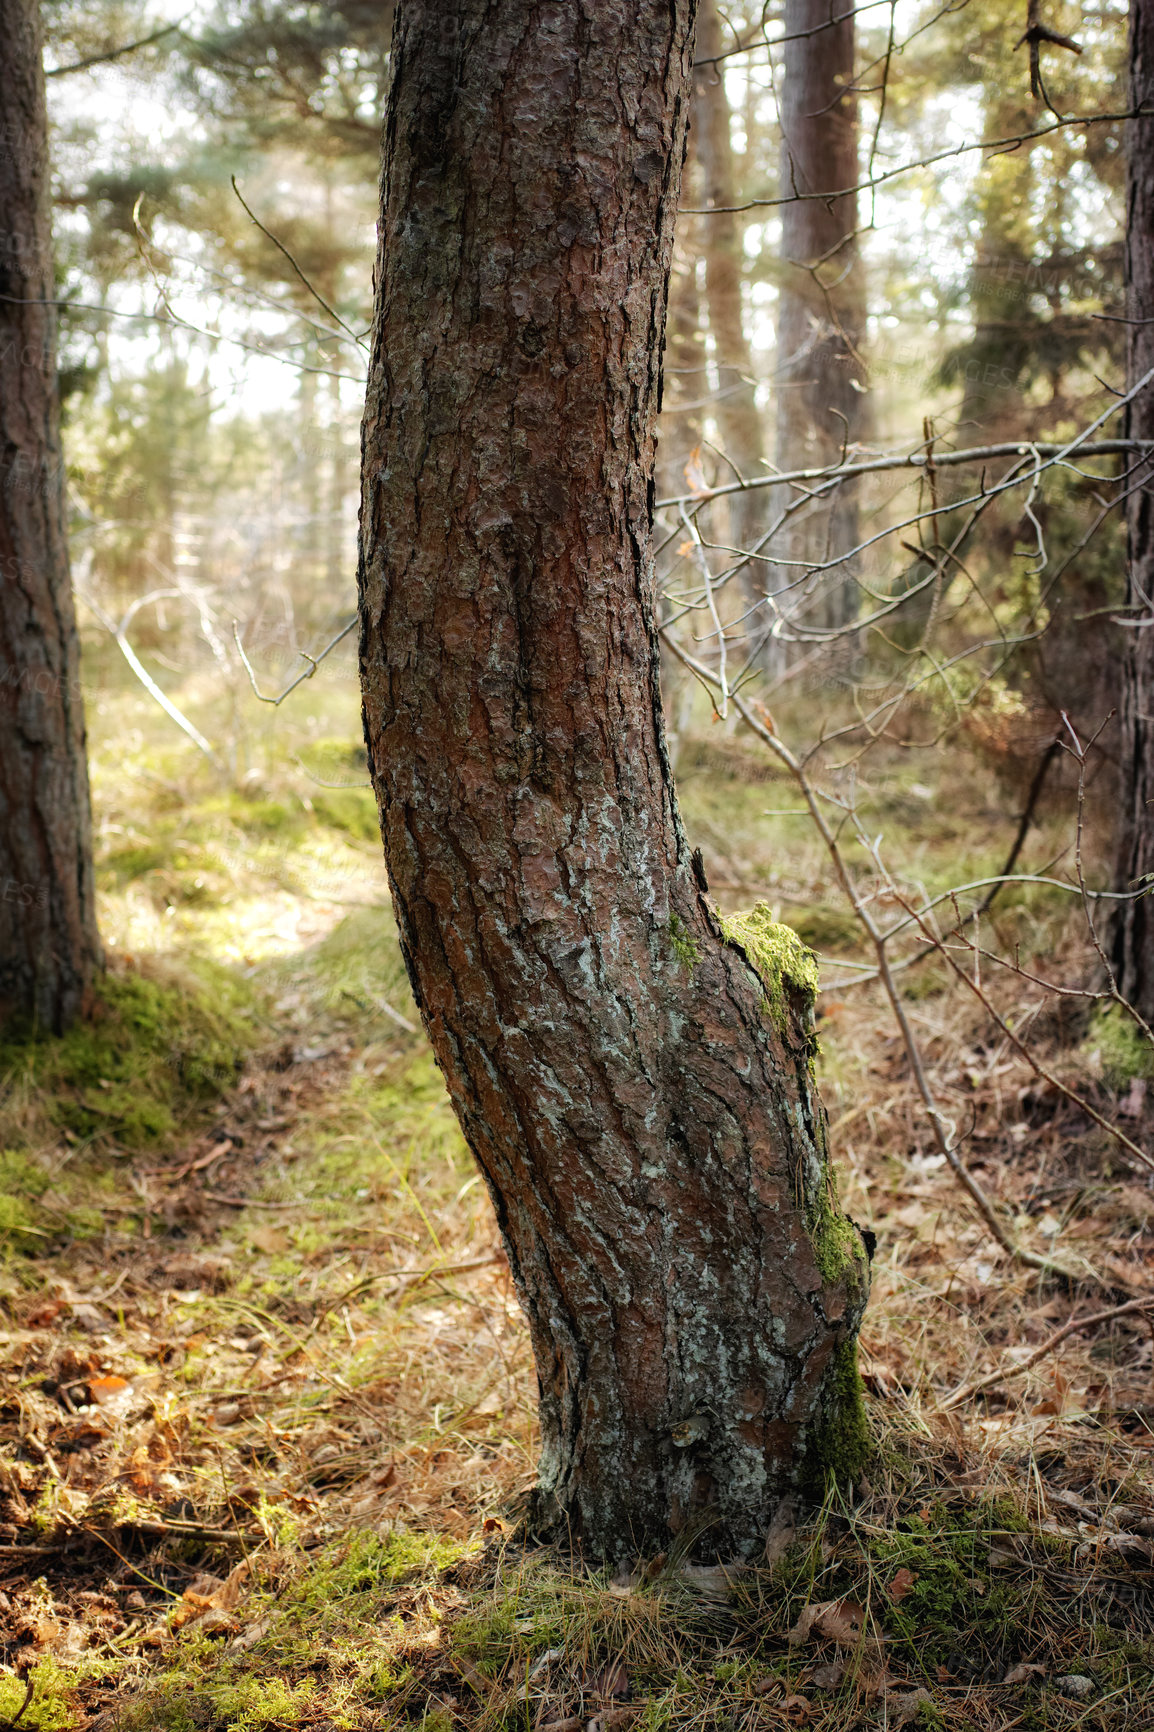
[0, 672, 1151, 1729]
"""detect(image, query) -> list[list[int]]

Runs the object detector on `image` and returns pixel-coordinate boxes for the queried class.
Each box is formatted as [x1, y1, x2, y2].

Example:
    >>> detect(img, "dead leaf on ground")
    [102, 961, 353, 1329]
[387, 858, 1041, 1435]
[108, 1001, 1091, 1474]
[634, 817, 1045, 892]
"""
[783, 1694, 812, 1726]
[788, 1598, 868, 1649]
[887, 1566, 918, 1602]
[680, 1562, 746, 1602]
[764, 1496, 796, 1565]
[87, 1375, 131, 1406]
[809, 1661, 844, 1689]
[1004, 1661, 1046, 1684]
[582, 1661, 630, 1700]
[249, 1226, 290, 1255]
[893, 1688, 934, 1726]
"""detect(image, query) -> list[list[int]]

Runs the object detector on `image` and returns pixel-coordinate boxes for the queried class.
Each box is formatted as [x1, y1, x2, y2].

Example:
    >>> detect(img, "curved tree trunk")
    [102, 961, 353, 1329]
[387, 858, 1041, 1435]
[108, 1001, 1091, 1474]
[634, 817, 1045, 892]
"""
[0, 0, 101, 1033]
[1114, 0, 1154, 1018]
[358, 0, 870, 1560]
[773, 0, 866, 646]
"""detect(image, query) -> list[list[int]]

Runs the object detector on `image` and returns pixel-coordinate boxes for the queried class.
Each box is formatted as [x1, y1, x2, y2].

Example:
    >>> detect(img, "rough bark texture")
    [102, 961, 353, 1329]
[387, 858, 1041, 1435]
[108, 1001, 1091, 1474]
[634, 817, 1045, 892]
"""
[694, 0, 768, 615]
[1114, 0, 1154, 1017]
[0, 0, 101, 1032]
[773, 0, 866, 640]
[358, 0, 870, 1559]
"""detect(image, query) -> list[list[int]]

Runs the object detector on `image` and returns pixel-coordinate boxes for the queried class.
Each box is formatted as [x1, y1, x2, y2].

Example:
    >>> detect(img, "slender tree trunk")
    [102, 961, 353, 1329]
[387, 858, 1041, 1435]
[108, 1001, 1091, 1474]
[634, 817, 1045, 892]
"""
[657, 167, 705, 766]
[358, 0, 870, 1561]
[694, 0, 768, 624]
[0, 0, 101, 1033]
[773, 0, 866, 644]
[1114, 0, 1154, 1017]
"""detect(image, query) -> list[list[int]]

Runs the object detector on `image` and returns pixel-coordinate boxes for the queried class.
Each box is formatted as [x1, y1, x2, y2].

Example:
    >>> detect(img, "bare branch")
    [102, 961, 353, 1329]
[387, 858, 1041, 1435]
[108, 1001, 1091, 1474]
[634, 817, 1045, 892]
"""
[232, 617, 358, 707]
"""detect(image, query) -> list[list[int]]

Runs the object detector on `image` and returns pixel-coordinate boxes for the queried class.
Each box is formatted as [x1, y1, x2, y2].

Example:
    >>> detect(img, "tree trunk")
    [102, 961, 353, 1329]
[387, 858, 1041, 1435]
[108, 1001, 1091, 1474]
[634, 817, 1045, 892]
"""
[358, 0, 870, 1561]
[0, 0, 101, 1033]
[1114, 0, 1154, 1017]
[694, 0, 768, 625]
[773, 0, 866, 644]
[657, 160, 705, 767]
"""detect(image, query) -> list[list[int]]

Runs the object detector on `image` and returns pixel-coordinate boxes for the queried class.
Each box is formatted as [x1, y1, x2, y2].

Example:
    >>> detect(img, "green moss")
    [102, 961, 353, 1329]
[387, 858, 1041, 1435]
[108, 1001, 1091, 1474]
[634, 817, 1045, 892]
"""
[811, 1206, 862, 1287]
[0, 1192, 48, 1251]
[716, 903, 819, 1034]
[310, 789, 380, 842]
[118, 1530, 470, 1730]
[1086, 1003, 1154, 1086]
[0, 1658, 81, 1730]
[0, 963, 259, 1149]
[802, 1338, 872, 1490]
[668, 914, 700, 971]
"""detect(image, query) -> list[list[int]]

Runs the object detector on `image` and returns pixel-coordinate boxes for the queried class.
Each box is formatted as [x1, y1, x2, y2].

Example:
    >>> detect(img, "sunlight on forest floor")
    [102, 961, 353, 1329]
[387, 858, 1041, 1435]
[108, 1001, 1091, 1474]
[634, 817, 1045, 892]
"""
[0, 673, 1151, 1730]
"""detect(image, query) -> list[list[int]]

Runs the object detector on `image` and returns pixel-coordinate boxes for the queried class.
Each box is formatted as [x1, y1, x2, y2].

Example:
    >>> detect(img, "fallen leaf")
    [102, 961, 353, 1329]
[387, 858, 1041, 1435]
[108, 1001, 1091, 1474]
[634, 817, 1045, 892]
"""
[789, 1598, 868, 1650]
[810, 1661, 843, 1689]
[893, 1688, 933, 1726]
[87, 1376, 131, 1406]
[783, 1694, 812, 1726]
[249, 1226, 290, 1255]
[170, 1591, 217, 1631]
[230, 1617, 271, 1651]
[764, 1497, 796, 1566]
[1003, 1662, 1045, 1685]
[887, 1567, 918, 1603]
[588, 1711, 636, 1732]
[680, 1562, 746, 1603]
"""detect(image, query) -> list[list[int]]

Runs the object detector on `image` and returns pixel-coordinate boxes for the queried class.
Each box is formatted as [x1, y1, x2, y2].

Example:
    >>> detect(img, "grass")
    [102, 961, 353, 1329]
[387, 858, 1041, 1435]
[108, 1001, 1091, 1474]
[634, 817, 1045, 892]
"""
[0, 664, 1150, 1730]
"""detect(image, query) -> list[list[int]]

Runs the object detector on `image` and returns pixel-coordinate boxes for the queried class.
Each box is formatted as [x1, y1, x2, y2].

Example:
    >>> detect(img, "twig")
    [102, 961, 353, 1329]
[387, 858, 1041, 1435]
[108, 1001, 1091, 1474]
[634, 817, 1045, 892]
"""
[664, 631, 1082, 1280]
[939, 1296, 1154, 1411]
[231, 177, 367, 350]
[886, 886, 1154, 1178]
[233, 617, 357, 706]
[46, 19, 185, 76]
[76, 586, 216, 760]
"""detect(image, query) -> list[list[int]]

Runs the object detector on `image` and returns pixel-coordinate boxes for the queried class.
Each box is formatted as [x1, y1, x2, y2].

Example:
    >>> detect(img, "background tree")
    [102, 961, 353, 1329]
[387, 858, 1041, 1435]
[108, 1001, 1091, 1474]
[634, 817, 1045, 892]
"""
[1113, 0, 1154, 1018]
[772, 0, 867, 641]
[358, 0, 870, 1559]
[694, 0, 769, 621]
[0, 0, 102, 1032]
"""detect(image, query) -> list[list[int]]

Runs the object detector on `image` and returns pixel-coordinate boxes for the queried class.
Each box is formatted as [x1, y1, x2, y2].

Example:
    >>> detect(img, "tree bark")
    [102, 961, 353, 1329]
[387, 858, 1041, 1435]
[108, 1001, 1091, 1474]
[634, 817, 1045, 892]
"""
[358, 0, 870, 1560]
[1114, 0, 1154, 1017]
[773, 0, 866, 643]
[0, 0, 101, 1033]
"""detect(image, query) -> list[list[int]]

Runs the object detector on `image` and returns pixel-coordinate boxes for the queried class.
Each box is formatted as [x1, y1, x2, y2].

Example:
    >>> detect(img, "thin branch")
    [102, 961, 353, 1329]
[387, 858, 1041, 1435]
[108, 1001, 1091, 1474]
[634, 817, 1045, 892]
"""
[46, 19, 185, 77]
[939, 1296, 1154, 1412]
[683, 108, 1146, 215]
[655, 439, 1149, 513]
[665, 629, 1075, 1279]
[233, 617, 357, 706]
[76, 586, 216, 761]
[230, 178, 367, 350]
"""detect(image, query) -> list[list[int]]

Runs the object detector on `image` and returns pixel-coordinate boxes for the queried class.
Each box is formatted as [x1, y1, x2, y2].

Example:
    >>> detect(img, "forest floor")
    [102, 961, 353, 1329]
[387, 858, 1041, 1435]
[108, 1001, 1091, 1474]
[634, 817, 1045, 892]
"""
[0, 668, 1152, 1732]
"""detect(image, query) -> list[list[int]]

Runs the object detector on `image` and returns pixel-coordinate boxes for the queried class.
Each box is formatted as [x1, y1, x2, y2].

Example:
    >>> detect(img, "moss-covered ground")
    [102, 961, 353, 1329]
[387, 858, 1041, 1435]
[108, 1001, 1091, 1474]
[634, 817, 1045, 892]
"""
[0, 665, 1150, 1730]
